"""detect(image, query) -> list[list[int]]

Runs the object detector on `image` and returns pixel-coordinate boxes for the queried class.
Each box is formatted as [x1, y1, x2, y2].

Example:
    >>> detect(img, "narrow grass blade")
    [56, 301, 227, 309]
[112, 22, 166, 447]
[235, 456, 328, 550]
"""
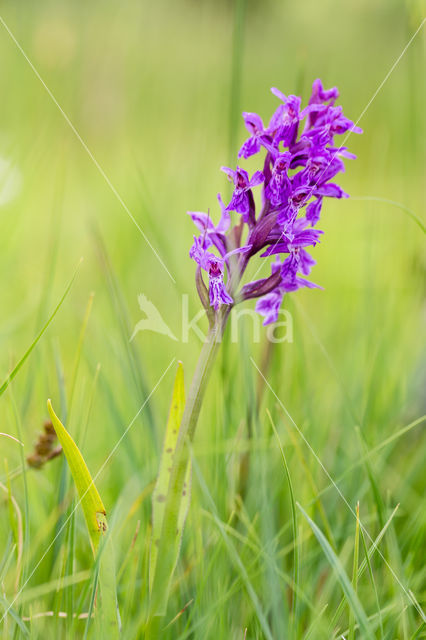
[192, 455, 274, 640]
[298, 503, 374, 640]
[0, 261, 81, 397]
[349, 502, 360, 640]
[332, 504, 399, 634]
[0, 594, 29, 637]
[303, 604, 328, 640]
[409, 621, 425, 639]
[283, 413, 336, 548]
[16, 571, 90, 605]
[68, 292, 95, 420]
[0, 479, 23, 592]
[359, 526, 384, 638]
[267, 410, 299, 630]
[92, 225, 156, 438]
[149, 362, 190, 608]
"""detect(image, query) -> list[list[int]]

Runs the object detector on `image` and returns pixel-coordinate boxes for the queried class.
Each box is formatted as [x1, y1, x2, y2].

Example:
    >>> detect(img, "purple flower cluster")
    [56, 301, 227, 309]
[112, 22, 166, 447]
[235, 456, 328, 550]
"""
[189, 79, 361, 324]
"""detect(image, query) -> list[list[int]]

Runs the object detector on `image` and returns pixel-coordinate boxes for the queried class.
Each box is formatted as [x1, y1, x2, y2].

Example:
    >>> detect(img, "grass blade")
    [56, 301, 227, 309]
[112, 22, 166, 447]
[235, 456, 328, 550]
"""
[331, 504, 399, 635]
[192, 455, 274, 640]
[267, 410, 299, 633]
[349, 502, 360, 640]
[0, 261, 81, 398]
[0, 594, 29, 637]
[298, 503, 374, 640]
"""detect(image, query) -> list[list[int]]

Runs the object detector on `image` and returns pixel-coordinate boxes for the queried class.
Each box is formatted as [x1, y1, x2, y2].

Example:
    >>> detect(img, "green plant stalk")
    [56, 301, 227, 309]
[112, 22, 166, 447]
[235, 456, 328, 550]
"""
[146, 307, 229, 637]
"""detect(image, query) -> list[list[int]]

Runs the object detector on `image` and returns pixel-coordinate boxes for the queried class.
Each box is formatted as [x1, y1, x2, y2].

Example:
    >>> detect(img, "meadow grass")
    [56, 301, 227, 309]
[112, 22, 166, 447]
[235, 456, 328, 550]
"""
[0, 0, 425, 638]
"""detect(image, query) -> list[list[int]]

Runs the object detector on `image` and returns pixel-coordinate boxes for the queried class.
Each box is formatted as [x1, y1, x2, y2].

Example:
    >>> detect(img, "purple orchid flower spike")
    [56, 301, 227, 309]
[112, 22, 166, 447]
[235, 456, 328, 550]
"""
[188, 78, 361, 322]
[167, 81, 362, 601]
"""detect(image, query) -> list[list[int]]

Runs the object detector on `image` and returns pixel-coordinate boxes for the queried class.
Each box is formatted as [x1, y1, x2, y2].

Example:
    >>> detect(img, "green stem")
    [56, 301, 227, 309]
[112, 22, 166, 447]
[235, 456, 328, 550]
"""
[145, 309, 229, 638]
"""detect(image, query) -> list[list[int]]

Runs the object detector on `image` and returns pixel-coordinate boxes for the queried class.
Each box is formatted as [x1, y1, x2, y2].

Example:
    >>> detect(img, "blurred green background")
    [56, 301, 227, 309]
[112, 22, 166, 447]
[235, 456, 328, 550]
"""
[0, 0, 425, 637]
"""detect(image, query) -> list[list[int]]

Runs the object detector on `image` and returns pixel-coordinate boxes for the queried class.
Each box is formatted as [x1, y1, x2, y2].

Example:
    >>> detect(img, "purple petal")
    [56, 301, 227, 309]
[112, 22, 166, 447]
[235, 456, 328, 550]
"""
[293, 229, 323, 246]
[188, 211, 215, 233]
[216, 193, 231, 233]
[226, 189, 249, 215]
[316, 183, 349, 198]
[309, 78, 339, 104]
[271, 87, 287, 102]
[242, 111, 264, 135]
[209, 275, 233, 310]
[238, 136, 261, 159]
[306, 197, 323, 225]
[298, 249, 316, 275]
[286, 95, 302, 114]
[221, 166, 235, 181]
[261, 242, 291, 257]
[268, 104, 285, 132]
[255, 291, 284, 325]
[223, 244, 252, 260]
[249, 171, 265, 188]
[280, 278, 307, 293]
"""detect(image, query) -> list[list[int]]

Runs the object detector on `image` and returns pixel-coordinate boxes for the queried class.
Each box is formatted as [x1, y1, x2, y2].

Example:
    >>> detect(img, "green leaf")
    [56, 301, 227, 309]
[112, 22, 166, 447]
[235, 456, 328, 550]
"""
[47, 400, 120, 637]
[298, 503, 374, 640]
[47, 400, 106, 553]
[148, 362, 190, 622]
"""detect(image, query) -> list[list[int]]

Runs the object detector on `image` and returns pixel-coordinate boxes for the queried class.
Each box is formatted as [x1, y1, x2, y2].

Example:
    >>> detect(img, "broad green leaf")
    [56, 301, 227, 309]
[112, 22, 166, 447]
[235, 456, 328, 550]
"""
[47, 400, 120, 637]
[147, 362, 191, 637]
[298, 503, 374, 640]
[47, 400, 106, 553]
[148, 362, 191, 620]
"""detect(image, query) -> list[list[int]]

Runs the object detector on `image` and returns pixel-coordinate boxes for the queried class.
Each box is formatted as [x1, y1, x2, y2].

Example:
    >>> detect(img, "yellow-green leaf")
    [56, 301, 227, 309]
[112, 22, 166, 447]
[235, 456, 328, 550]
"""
[149, 362, 189, 595]
[47, 399, 106, 552]
[47, 400, 120, 637]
